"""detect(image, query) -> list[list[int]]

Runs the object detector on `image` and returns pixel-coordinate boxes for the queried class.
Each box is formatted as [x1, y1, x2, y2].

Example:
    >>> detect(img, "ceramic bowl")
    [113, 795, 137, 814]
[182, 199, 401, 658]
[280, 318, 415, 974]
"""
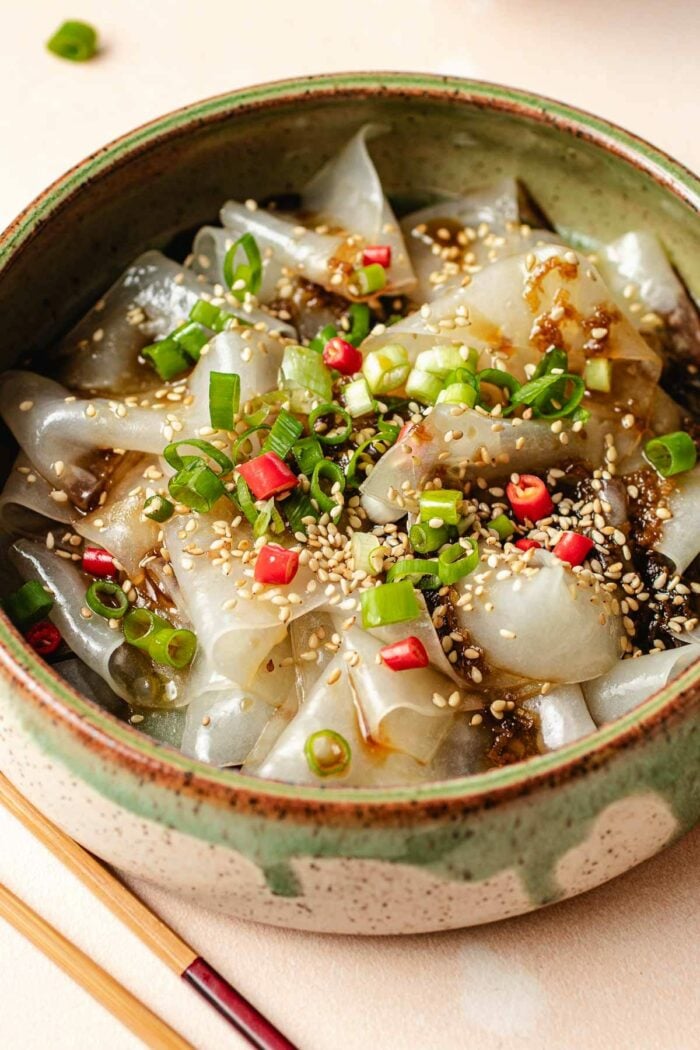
[0, 74, 698, 935]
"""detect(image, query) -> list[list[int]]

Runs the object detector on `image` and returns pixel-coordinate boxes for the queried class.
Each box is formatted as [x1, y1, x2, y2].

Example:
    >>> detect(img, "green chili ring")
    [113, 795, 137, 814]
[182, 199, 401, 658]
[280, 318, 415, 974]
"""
[309, 403, 353, 446]
[311, 459, 346, 513]
[85, 580, 129, 620]
[163, 438, 233, 476]
[304, 729, 352, 777]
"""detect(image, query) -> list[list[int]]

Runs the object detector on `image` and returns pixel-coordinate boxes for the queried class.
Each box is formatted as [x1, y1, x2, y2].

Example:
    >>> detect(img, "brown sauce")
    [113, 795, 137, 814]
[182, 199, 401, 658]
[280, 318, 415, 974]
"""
[484, 707, 540, 766]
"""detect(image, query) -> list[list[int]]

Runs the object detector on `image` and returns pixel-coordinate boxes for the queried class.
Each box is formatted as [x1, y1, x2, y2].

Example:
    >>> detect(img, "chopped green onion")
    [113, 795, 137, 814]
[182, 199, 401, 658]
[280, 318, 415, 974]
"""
[142, 338, 190, 381]
[304, 729, 351, 777]
[584, 358, 612, 393]
[308, 403, 353, 446]
[46, 20, 97, 62]
[405, 368, 444, 406]
[445, 366, 480, 387]
[362, 344, 410, 395]
[387, 558, 440, 588]
[169, 461, 224, 513]
[253, 499, 274, 538]
[170, 321, 209, 362]
[360, 580, 420, 629]
[252, 498, 284, 538]
[345, 431, 395, 489]
[123, 607, 196, 669]
[188, 299, 220, 328]
[438, 540, 479, 584]
[3, 581, 53, 628]
[311, 459, 345, 513]
[235, 476, 258, 525]
[409, 521, 450, 554]
[489, 513, 515, 540]
[644, 431, 697, 477]
[282, 489, 318, 534]
[533, 346, 568, 380]
[292, 436, 323, 476]
[148, 627, 197, 669]
[123, 608, 170, 650]
[376, 417, 401, 445]
[223, 233, 263, 300]
[85, 580, 129, 620]
[280, 345, 333, 410]
[342, 377, 375, 418]
[508, 372, 585, 420]
[346, 303, 371, 346]
[436, 382, 478, 408]
[262, 409, 303, 459]
[163, 439, 233, 476]
[242, 398, 274, 427]
[352, 263, 386, 296]
[143, 495, 174, 522]
[209, 372, 241, 431]
[416, 345, 473, 377]
[351, 533, 382, 575]
[232, 424, 270, 466]
[189, 298, 248, 332]
[309, 323, 338, 353]
[478, 368, 521, 405]
[419, 489, 462, 526]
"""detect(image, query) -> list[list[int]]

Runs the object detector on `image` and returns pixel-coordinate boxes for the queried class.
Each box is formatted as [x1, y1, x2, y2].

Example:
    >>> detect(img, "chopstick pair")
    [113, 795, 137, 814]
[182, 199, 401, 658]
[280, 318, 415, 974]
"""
[0, 773, 297, 1050]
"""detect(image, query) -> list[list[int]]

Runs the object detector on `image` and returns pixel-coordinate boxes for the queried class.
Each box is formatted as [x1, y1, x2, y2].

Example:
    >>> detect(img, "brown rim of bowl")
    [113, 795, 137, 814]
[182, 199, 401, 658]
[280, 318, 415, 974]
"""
[1, 72, 699, 821]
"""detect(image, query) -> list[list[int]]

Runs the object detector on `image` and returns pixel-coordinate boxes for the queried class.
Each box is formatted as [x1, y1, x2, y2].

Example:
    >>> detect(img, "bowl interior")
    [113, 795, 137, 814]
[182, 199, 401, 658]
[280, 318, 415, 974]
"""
[1, 72, 699, 803]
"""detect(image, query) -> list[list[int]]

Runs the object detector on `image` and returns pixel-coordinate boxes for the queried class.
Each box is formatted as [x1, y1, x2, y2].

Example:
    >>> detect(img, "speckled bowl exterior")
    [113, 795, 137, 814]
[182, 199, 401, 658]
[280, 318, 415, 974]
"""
[0, 74, 698, 935]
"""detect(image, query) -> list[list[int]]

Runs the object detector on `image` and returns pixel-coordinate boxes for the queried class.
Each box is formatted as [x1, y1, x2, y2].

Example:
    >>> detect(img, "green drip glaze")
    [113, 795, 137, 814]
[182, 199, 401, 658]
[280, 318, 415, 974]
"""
[7, 681, 699, 905]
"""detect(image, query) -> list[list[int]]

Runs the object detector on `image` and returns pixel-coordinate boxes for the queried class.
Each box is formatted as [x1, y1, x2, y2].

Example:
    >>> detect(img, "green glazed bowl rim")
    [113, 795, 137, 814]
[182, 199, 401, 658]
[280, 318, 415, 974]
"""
[1, 71, 699, 813]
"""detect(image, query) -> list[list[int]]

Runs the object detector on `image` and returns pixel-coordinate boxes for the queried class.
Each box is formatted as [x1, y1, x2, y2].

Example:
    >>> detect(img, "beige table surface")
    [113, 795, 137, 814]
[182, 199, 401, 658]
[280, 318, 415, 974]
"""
[1, 2, 699, 1047]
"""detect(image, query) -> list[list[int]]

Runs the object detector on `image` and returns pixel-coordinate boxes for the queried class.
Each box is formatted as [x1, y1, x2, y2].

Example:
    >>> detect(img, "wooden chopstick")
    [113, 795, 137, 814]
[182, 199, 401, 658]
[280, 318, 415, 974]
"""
[0, 883, 193, 1050]
[0, 773, 297, 1050]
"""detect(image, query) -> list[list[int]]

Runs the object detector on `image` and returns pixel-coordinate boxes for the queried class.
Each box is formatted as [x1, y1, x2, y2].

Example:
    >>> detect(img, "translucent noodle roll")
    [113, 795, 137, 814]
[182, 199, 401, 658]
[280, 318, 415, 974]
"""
[164, 511, 327, 687]
[523, 685, 596, 750]
[10, 539, 183, 708]
[0, 454, 74, 535]
[583, 646, 700, 725]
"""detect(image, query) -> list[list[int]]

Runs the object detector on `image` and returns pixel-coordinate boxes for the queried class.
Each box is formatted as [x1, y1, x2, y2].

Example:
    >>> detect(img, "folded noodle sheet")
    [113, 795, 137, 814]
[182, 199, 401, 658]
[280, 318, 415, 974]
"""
[361, 245, 661, 401]
[455, 550, 622, 683]
[51, 250, 292, 394]
[74, 454, 161, 578]
[400, 178, 559, 303]
[523, 684, 596, 751]
[583, 645, 700, 725]
[218, 126, 416, 300]
[653, 466, 700, 575]
[164, 511, 328, 687]
[360, 403, 605, 523]
[10, 539, 186, 709]
[180, 639, 295, 767]
[0, 453, 74, 535]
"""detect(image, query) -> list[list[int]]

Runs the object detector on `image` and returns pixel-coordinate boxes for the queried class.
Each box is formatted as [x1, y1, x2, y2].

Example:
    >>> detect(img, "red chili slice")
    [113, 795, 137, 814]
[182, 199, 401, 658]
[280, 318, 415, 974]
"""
[379, 636, 429, 671]
[362, 245, 392, 268]
[506, 474, 554, 523]
[254, 544, 300, 585]
[514, 538, 542, 552]
[237, 452, 299, 500]
[82, 546, 117, 578]
[553, 531, 595, 566]
[322, 337, 363, 376]
[25, 620, 62, 656]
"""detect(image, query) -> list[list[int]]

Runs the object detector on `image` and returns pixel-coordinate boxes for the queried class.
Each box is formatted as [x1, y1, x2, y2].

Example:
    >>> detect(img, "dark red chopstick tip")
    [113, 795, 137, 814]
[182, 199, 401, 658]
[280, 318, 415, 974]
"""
[183, 957, 298, 1050]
